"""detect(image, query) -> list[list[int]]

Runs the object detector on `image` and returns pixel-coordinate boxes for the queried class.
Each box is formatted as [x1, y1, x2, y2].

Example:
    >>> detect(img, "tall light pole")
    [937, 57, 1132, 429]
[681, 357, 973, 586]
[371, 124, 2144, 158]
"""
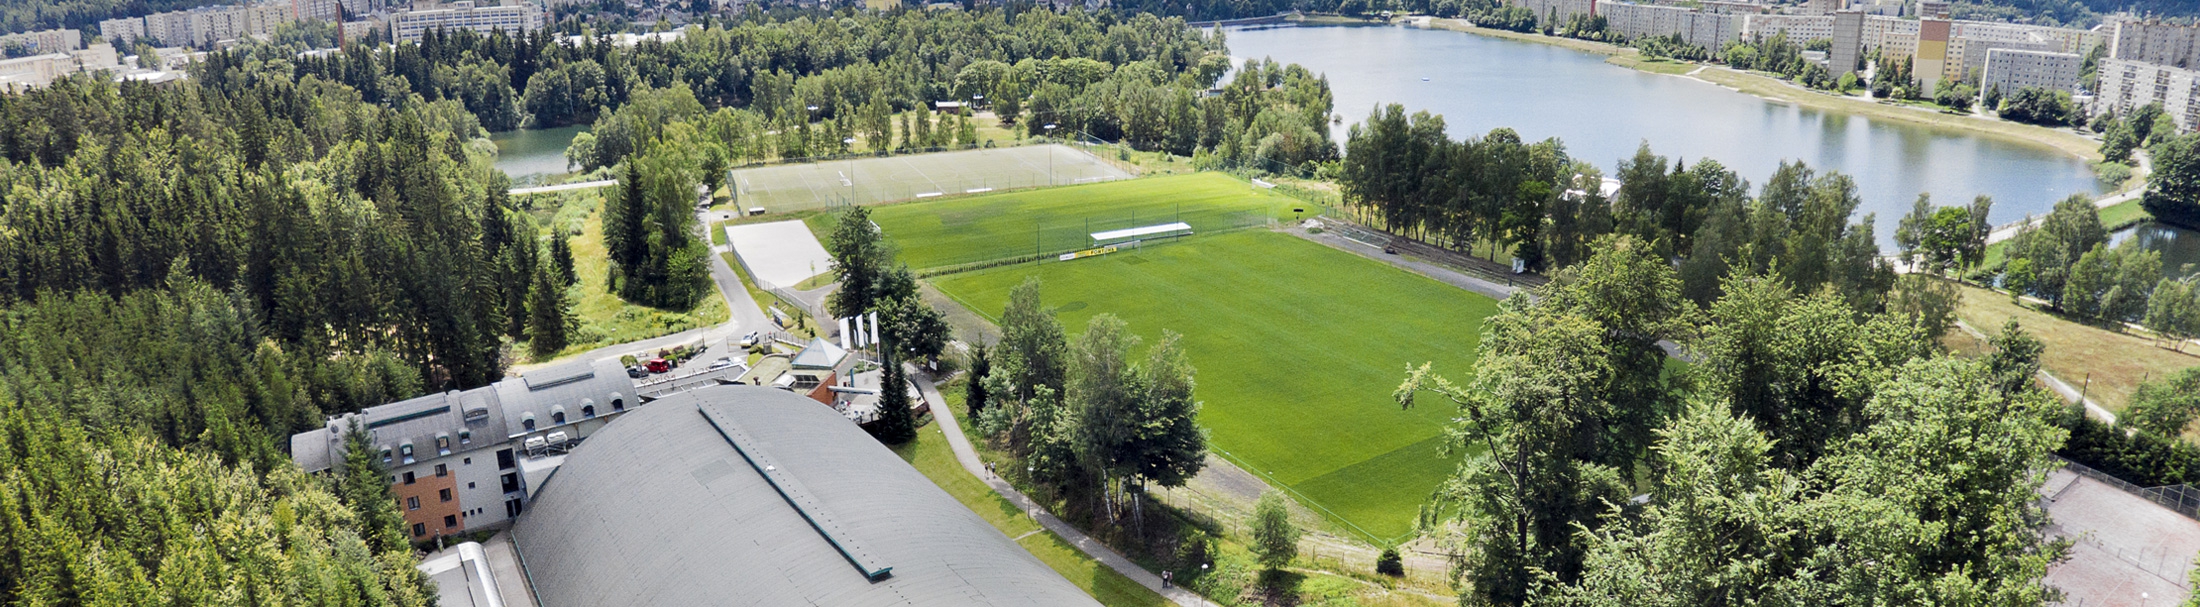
[843, 137, 858, 205]
[1043, 123, 1057, 186]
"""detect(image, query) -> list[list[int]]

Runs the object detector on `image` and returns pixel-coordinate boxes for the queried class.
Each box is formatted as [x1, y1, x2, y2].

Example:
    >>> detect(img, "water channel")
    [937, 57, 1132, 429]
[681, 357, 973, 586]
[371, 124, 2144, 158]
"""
[487, 124, 588, 182]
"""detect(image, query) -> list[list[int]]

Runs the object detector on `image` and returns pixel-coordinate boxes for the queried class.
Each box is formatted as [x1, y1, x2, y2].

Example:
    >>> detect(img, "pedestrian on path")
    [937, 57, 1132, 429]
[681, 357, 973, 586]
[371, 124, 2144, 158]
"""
[1162, 570, 1172, 588]
[986, 461, 995, 478]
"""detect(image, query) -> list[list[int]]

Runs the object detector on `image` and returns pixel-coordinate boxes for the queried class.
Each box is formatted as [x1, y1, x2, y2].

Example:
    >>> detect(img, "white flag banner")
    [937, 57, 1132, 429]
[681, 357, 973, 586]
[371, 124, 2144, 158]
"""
[839, 317, 853, 351]
[869, 311, 881, 350]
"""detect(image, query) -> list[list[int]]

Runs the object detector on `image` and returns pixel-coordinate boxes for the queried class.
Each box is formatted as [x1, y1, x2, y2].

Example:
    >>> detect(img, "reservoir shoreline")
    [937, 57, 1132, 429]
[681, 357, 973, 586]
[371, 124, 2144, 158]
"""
[1402, 17, 2106, 163]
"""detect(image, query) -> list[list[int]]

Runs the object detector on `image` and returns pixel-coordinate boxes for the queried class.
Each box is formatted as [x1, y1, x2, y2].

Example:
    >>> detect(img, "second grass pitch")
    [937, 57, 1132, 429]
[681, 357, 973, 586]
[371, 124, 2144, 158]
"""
[868, 173, 1304, 270]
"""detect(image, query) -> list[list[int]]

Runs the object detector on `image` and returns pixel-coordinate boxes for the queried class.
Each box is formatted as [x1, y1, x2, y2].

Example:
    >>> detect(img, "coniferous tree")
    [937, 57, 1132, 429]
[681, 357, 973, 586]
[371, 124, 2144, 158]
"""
[871, 361, 918, 444]
[528, 256, 572, 359]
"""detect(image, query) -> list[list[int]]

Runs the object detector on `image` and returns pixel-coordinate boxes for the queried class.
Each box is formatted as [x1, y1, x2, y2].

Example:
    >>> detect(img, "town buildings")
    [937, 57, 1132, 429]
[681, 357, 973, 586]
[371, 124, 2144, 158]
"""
[2094, 21, 2200, 132]
[0, 29, 81, 55]
[385, 0, 545, 44]
[102, 3, 295, 47]
[2094, 57, 2200, 132]
[0, 43, 121, 90]
[1980, 48, 2081, 96]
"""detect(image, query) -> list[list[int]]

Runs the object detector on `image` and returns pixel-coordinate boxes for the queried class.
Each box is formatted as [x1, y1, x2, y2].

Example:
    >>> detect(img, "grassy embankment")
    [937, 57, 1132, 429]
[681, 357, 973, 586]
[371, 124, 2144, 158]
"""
[925, 378, 1454, 607]
[1941, 280, 2198, 412]
[520, 189, 728, 364]
[892, 418, 1169, 607]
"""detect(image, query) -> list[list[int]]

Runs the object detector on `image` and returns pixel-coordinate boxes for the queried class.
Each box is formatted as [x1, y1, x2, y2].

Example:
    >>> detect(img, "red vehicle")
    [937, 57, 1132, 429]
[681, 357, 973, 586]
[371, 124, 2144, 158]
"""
[646, 358, 671, 374]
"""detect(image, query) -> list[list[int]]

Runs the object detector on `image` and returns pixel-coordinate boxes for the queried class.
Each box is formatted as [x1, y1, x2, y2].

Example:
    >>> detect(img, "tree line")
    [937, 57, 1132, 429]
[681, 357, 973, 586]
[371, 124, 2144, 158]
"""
[1338, 103, 1895, 310]
[0, 33, 576, 602]
[1402, 238, 2068, 606]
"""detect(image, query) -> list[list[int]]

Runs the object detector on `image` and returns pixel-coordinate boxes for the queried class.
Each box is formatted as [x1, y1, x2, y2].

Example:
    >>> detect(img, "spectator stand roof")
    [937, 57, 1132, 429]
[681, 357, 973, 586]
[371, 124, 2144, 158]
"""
[508, 385, 1102, 607]
[1089, 221, 1192, 246]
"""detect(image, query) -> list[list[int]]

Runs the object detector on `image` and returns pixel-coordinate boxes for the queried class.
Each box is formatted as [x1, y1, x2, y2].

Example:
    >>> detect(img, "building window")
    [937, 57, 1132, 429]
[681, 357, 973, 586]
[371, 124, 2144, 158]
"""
[582, 404, 595, 418]
[412, 523, 426, 537]
[435, 464, 448, 477]
[464, 457, 471, 465]
[444, 515, 458, 528]
[407, 497, 420, 510]
[468, 482, 476, 489]
[402, 471, 415, 485]
[440, 488, 452, 502]
[521, 414, 535, 431]
[612, 398, 624, 411]
[497, 449, 515, 470]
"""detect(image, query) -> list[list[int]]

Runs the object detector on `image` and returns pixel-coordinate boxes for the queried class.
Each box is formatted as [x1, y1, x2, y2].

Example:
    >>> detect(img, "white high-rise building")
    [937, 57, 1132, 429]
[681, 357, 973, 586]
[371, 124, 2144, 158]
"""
[387, 0, 546, 44]
[1980, 48, 2080, 95]
[2093, 57, 2200, 132]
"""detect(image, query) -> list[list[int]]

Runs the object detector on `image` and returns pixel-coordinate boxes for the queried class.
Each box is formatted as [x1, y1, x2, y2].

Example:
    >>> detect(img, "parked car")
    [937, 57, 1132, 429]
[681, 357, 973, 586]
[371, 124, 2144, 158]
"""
[739, 332, 760, 348]
[626, 365, 648, 379]
[646, 358, 671, 374]
[709, 357, 734, 370]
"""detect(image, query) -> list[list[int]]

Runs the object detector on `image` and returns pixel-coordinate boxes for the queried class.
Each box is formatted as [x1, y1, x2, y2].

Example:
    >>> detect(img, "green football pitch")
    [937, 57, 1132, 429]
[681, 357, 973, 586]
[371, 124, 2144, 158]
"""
[866, 173, 1304, 271]
[929, 229, 1497, 541]
[729, 145, 1132, 213]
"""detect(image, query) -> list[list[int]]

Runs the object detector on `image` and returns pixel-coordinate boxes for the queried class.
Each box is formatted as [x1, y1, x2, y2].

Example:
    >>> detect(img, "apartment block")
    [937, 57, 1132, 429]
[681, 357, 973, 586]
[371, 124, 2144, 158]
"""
[386, 0, 546, 44]
[1601, 1, 1740, 50]
[1980, 48, 2080, 94]
[1916, 17, 1950, 90]
[0, 42, 120, 90]
[1508, 0, 1597, 25]
[0, 29, 81, 55]
[2093, 57, 2200, 132]
[1946, 35, 2054, 83]
[1863, 14, 1919, 57]
[1742, 13, 1833, 42]
[2113, 20, 2200, 70]
[1830, 10, 1865, 75]
[109, 3, 296, 47]
[98, 18, 146, 45]
[293, 0, 344, 21]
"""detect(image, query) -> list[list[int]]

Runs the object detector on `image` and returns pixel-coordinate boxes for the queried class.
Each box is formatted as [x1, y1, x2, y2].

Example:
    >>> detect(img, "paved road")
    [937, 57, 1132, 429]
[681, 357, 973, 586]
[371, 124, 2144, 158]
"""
[912, 369, 1222, 607]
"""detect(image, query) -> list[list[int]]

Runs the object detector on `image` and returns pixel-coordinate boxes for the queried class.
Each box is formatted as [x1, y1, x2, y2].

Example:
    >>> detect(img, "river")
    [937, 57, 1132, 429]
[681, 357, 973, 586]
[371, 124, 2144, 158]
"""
[488, 124, 587, 181]
[1226, 24, 2112, 247]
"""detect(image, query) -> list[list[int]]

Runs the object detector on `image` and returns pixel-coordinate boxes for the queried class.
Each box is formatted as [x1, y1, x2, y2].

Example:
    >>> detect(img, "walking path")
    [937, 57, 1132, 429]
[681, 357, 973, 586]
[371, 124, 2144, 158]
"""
[910, 369, 1222, 607]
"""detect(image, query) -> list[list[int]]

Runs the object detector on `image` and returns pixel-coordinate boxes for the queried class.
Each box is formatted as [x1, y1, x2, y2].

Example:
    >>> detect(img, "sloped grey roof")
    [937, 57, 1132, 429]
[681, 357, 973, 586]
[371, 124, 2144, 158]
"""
[493, 358, 634, 439]
[509, 385, 1102, 607]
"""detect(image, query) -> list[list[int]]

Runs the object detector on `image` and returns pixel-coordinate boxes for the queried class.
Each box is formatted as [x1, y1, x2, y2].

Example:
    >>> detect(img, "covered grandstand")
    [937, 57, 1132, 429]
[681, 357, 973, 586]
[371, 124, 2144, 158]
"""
[508, 385, 1102, 607]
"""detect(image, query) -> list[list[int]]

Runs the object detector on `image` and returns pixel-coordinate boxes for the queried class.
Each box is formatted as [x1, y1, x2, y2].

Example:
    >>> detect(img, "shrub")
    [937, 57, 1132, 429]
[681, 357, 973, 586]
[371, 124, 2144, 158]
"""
[1376, 547, 1405, 576]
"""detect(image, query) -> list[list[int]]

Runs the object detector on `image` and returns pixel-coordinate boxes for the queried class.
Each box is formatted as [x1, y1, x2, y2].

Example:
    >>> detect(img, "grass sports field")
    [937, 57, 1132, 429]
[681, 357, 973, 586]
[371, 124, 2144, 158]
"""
[729, 144, 1131, 212]
[931, 229, 1494, 541]
[867, 173, 1303, 270]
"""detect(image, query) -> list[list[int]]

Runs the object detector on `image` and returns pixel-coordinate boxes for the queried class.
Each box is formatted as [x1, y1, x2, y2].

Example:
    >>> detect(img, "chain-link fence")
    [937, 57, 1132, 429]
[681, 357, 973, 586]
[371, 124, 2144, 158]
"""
[2060, 457, 2200, 521]
[909, 205, 1283, 278]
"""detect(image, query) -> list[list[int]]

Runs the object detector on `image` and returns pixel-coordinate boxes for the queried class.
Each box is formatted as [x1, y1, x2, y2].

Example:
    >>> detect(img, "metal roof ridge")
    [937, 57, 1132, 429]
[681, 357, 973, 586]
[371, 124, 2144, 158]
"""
[697, 402, 893, 582]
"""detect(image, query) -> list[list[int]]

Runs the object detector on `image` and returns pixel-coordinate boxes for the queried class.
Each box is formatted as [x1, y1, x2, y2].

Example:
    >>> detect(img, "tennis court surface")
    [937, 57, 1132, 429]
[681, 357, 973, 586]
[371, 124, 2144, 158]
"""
[728, 145, 1131, 212]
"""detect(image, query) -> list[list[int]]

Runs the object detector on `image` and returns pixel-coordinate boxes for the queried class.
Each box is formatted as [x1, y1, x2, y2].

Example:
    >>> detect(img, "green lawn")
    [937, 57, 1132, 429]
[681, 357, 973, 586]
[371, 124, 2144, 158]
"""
[893, 420, 1167, 607]
[527, 190, 727, 365]
[932, 230, 1495, 542]
[868, 173, 1302, 270]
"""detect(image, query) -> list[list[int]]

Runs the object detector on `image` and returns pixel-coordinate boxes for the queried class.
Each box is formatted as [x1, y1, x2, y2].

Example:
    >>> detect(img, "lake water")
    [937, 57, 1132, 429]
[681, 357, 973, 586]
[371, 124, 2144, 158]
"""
[488, 125, 587, 180]
[2114, 223, 2200, 280]
[1226, 24, 2110, 246]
